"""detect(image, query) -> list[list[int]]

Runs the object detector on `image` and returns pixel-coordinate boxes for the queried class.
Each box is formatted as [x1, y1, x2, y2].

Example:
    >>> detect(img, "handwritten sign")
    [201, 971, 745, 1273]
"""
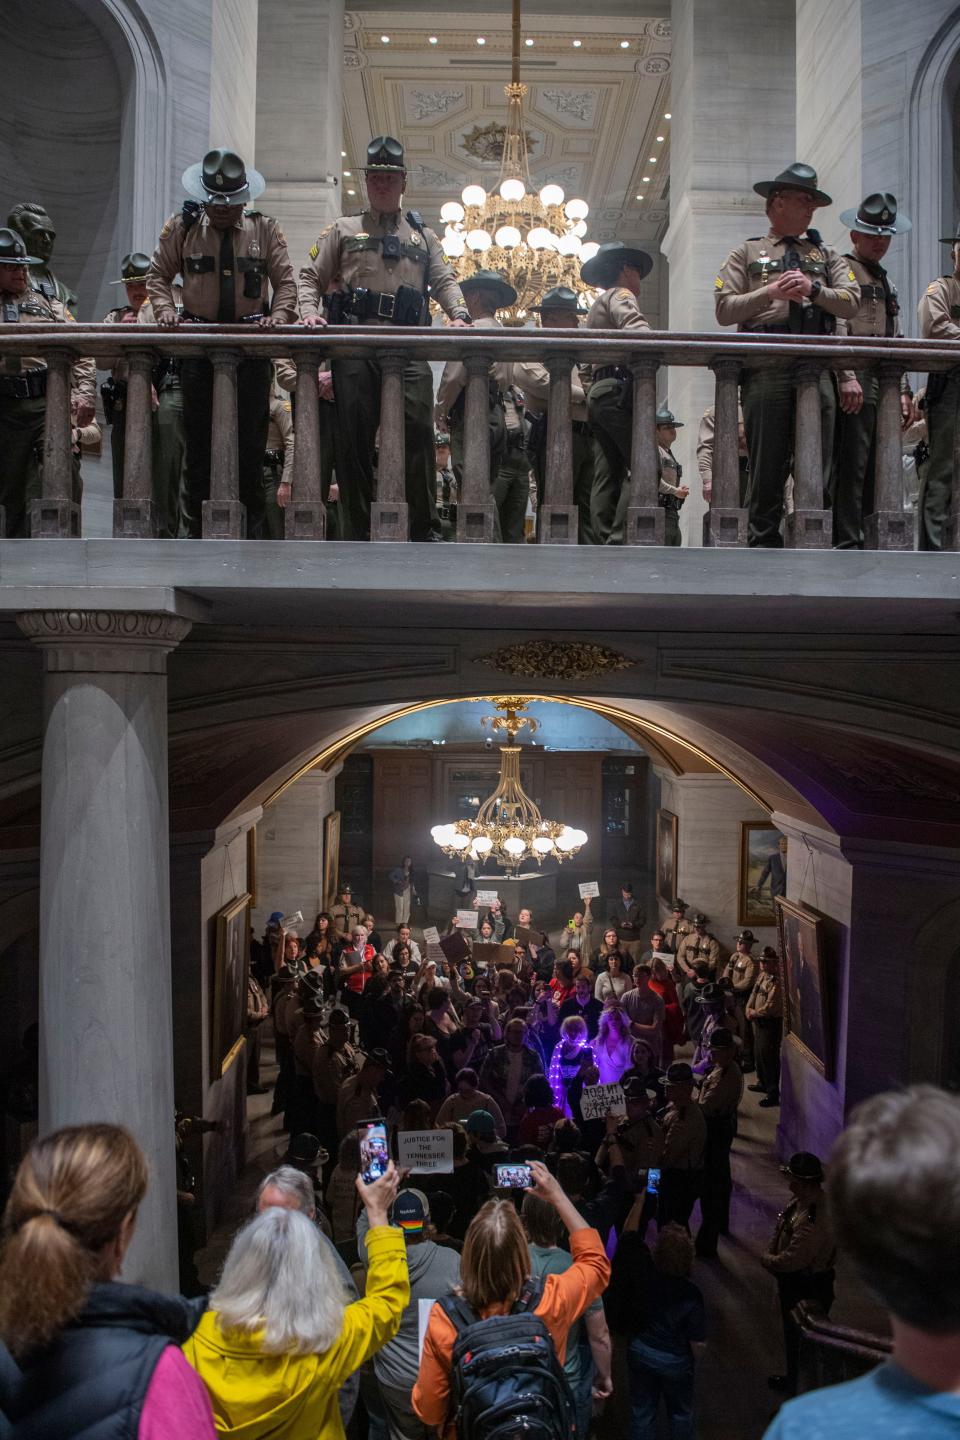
[580, 1083, 626, 1121]
[476, 889, 499, 905]
[423, 926, 441, 945]
[398, 1129, 454, 1174]
[456, 909, 479, 929]
[578, 882, 599, 900]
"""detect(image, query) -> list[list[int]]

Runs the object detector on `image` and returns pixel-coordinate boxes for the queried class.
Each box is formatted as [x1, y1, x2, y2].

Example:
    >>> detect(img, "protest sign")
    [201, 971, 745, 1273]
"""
[580, 1083, 626, 1121]
[578, 882, 599, 900]
[398, 1129, 454, 1174]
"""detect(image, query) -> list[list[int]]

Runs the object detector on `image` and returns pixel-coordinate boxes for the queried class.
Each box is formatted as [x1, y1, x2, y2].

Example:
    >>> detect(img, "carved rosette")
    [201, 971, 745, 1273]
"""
[478, 641, 636, 682]
[17, 611, 192, 674]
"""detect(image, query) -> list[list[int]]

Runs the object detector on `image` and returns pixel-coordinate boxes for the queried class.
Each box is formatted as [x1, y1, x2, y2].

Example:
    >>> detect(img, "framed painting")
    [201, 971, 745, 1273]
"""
[247, 825, 257, 908]
[739, 822, 787, 926]
[212, 893, 251, 1077]
[776, 896, 832, 1079]
[323, 810, 341, 912]
[655, 808, 678, 909]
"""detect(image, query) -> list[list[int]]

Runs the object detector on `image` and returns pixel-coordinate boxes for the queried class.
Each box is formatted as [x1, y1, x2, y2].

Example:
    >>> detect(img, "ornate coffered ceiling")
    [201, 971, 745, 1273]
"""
[341, 8, 672, 320]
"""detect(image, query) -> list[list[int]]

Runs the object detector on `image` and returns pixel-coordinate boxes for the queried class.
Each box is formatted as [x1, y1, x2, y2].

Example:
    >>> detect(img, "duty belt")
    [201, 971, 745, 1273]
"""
[0, 367, 47, 399]
[659, 494, 682, 512]
[326, 285, 427, 326]
[592, 365, 631, 383]
[264, 449, 283, 467]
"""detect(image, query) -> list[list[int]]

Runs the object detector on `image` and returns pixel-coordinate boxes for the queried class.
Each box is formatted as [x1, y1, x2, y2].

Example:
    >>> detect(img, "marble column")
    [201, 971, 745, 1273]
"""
[662, 0, 796, 545]
[255, 0, 345, 271]
[16, 609, 191, 1293]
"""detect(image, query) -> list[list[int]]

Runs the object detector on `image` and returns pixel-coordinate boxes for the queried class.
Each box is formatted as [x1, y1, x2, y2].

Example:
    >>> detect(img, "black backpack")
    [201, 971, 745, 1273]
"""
[438, 1279, 578, 1440]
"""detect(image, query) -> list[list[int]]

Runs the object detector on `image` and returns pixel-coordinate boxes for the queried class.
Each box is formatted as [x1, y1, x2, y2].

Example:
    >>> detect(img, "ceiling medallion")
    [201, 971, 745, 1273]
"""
[478, 641, 637, 681]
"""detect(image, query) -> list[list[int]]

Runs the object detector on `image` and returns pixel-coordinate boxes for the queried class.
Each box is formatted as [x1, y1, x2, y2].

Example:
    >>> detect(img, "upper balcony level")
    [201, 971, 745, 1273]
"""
[1, 323, 958, 635]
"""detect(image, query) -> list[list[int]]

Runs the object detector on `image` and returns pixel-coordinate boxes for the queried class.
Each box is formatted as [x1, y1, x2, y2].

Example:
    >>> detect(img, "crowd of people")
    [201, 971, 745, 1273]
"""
[0, 140, 948, 551]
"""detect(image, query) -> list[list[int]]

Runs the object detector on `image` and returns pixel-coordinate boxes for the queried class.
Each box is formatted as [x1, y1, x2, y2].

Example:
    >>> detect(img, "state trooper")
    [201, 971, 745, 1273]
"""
[299, 135, 471, 542]
[917, 223, 960, 550]
[662, 899, 692, 956]
[761, 1152, 836, 1394]
[655, 407, 689, 546]
[722, 930, 758, 1070]
[834, 194, 915, 548]
[331, 885, 364, 944]
[676, 913, 721, 980]
[435, 270, 517, 540]
[100, 253, 151, 500]
[0, 227, 95, 536]
[511, 285, 599, 543]
[581, 241, 653, 544]
[715, 162, 860, 547]
[146, 148, 297, 538]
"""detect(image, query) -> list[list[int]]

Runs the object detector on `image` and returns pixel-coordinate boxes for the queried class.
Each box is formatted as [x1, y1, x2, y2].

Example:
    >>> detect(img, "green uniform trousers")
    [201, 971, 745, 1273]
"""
[332, 354, 438, 542]
[532, 427, 601, 544]
[318, 397, 347, 540]
[109, 383, 185, 538]
[740, 366, 836, 547]
[492, 440, 530, 544]
[833, 370, 879, 549]
[262, 458, 285, 539]
[180, 356, 271, 538]
[586, 379, 633, 544]
[662, 504, 681, 546]
[0, 393, 46, 536]
[449, 404, 508, 541]
[919, 373, 960, 551]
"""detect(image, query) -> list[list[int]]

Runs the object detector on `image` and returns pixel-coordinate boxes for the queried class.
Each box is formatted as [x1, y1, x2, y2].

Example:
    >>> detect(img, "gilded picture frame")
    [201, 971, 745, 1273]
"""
[212, 892, 251, 1077]
[776, 895, 832, 1080]
[655, 808, 678, 909]
[739, 821, 787, 927]
[247, 825, 257, 908]
[323, 810, 341, 912]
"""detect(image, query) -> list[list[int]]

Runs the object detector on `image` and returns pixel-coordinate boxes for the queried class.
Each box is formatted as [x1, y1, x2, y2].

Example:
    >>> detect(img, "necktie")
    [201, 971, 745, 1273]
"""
[217, 226, 235, 323]
[780, 235, 804, 335]
[854, 255, 894, 335]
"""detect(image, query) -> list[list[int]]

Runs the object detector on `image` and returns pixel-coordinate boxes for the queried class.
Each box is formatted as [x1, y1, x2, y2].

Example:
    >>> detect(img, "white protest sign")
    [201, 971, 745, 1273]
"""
[398, 1129, 454, 1174]
[281, 910, 304, 928]
[418, 1298, 434, 1358]
[456, 909, 479, 929]
[578, 882, 599, 900]
[476, 889, 499, 905]
[580, 1083, 626, 1121]
[422, 926, 441, 944]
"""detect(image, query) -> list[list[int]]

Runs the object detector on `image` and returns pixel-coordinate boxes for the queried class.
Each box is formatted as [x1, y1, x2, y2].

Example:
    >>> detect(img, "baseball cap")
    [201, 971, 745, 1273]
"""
[465, 1109, 497, 1138]
[393, 1188, 430, 1234]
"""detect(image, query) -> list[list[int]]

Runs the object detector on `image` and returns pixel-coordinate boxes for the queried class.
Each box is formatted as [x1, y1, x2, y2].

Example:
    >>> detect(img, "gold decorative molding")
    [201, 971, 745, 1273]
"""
[478, 641, 636, 681]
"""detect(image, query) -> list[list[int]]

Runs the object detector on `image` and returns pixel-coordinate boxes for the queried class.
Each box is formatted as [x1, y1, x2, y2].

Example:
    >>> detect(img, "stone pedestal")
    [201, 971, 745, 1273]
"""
[17, 609, 191, 1292]
[662, 0, 796, 546]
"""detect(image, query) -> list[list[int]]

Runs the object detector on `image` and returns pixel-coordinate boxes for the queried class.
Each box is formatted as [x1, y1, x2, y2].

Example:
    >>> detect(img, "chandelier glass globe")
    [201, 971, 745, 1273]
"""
[462, 184, 487, 208]
[500, 177, 526, 202]
[538, 183, 565, 208]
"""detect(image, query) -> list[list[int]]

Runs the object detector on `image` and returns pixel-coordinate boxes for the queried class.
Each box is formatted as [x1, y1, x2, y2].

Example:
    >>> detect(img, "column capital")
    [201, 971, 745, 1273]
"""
[17, 610, 192, 673]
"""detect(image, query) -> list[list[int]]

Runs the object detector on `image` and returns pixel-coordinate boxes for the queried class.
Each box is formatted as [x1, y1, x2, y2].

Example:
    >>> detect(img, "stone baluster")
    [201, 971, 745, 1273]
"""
[703, 355, 748, 546]
[538, 353, 578, 544]
[456, 353, 497, 542]
[625, 354, 665, 545]
[29, 348, 79, 537]
[864, 361, 916, 550]
[16, 607, 192, 1292]
[202, 348, 245, 538]
[286, 352, 326, 539]
[115, 349, 158, 538]
[947, 370, 960, 551]
[787, 361, 831, 547]
[371, 351, 409, 541]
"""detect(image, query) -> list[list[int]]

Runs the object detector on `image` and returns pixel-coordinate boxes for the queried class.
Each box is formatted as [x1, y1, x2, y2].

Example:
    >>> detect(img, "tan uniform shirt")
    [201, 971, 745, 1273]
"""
[0, 287, 95, 404]
[611, 1114, 664, 1176]
[582, 287, 651, 388]
[512, 357, 589, 423]
[918, 275, 960, 341]
[313, 1040, 360, 1104]
[331, 902, 364, 941]
[293, 1021, 325, 1077]
[696, 403, 746, 493]
[436, 313, 510, 416]
[723, 953, 758, 996]
[99, 304, 139, 379]
[298, 208, 468, 322]
[747, 971, 783, 1019]
[676, 932, 721, 977]
[662, 918, 693, 955]
[698, 1061, 744, 1119]
[658, 444, 685, 499]
[715, 232, 859, 330]
[265, 395, 294, 487]
[146, 209, 297, 324]
[660, 1101, 707, 1170]
[765, 1196, 835, 1274]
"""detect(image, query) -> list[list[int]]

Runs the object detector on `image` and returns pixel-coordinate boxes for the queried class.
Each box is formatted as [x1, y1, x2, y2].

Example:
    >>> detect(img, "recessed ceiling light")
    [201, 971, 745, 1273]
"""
[428, 35, 438, 44]
[649, 157, 657, 163]
[476, 36, 486, 45]
[642, 176, 651, 182]
[525, 37, 534, 45]
[341, 150, 347, 158]
[344, 170, 351, 177]
[347, 189, 356, 195]
[572, 39, 582, 47]
[620, 40, 630, 48]
[656, 135, 664, 142]
[664, 112, 672, 119]
[380, 34, 390, 42]
[635, 193, 644, 200]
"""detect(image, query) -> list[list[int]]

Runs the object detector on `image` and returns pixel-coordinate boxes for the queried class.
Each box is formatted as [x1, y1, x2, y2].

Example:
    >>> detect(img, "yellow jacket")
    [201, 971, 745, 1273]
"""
[183, 1225, 408, 1439]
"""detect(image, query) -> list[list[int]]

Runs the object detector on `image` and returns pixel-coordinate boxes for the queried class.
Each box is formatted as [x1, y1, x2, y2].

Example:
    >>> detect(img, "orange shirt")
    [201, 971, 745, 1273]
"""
[411, 1226, 610, 1435]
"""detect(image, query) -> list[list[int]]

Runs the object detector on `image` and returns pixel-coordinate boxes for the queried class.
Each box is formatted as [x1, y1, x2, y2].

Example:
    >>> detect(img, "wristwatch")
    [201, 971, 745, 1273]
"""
[809, 280, 822, 301]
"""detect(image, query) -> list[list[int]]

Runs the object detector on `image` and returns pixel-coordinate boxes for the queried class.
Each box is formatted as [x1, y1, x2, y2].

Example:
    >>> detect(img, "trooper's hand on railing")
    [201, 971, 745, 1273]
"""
[157, 313, 182, 328]
[257, 314, 282, 329]
[838, 377, 863, 415]
[448, 318, 470, 329]
[302, 313, 328, 329]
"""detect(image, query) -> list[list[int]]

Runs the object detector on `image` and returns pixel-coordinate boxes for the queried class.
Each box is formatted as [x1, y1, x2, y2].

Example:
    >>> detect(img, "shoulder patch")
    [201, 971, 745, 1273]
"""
[847, 269, 856, 282]
[283, 401, 292, 413]
[927, 282, 940, 293]
[159, 216, 178, 240]
[614, 287, 633, 299]
[309, 243, 319, 261]
[715, 277, 724, 290]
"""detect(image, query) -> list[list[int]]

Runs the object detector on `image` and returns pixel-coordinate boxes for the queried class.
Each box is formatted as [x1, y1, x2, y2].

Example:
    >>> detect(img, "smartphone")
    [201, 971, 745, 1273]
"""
[358, 1119, 389, 1185]
[495, 1163, 532, 1189]
[646, 1167, 661, 1197]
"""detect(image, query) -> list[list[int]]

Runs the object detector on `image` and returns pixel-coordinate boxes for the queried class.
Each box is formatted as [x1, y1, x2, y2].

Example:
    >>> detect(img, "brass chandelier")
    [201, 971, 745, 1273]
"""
[431, 698, 587, 874]
[439, 0, 600, 320]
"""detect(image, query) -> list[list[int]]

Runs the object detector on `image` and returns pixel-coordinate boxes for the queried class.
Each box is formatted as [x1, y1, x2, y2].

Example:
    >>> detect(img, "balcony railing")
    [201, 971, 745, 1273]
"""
[2, 323, 954, 548]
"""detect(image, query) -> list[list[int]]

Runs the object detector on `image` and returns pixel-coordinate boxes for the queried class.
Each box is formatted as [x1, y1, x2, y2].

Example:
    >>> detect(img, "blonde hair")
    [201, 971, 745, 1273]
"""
[0, 1124, 147, 1358]
[459, 1199, 530, 1312]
